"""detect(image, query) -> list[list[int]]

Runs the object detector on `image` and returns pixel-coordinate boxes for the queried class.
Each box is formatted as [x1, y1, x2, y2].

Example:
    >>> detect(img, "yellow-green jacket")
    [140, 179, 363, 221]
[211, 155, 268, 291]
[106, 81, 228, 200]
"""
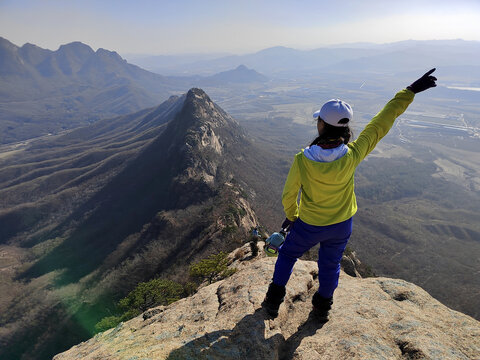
[282, 89, 415, 226]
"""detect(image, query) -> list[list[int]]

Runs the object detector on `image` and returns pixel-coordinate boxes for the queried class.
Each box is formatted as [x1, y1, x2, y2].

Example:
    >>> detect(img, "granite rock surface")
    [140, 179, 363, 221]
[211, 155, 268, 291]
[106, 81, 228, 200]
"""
[54, 256, 480, 360]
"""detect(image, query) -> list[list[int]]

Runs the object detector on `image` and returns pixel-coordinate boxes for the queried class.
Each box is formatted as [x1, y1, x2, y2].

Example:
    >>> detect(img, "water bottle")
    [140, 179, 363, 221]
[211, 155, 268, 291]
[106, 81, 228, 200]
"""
[264, 230, 286, 257]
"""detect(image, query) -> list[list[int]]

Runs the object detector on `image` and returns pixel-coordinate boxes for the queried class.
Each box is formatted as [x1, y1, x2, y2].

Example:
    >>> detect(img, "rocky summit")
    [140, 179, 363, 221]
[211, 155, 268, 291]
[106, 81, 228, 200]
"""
[54, 247, 480, 360]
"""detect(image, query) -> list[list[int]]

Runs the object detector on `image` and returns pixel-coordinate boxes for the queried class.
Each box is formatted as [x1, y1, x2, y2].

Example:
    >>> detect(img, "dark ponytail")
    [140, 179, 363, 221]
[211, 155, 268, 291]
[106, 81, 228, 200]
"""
[309, 118, 353, 147]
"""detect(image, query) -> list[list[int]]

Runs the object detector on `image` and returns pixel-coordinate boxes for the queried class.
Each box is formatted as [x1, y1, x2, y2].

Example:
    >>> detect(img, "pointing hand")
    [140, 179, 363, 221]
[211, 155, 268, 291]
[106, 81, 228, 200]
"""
[407, 68, 437, 94]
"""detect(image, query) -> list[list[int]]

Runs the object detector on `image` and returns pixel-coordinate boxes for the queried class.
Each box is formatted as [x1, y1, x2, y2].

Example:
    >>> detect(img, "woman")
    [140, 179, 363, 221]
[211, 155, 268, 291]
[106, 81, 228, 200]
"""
[263, 69, 437, 320]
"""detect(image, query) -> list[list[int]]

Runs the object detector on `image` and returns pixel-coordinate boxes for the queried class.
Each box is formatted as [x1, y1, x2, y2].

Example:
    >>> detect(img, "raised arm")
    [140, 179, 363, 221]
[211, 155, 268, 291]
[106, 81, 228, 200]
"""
[349, 69, 437, 165]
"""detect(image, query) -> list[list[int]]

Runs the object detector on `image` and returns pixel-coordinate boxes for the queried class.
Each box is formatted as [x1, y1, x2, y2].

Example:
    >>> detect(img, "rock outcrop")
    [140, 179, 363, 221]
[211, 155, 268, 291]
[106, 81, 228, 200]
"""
[54, 254, 480, 360]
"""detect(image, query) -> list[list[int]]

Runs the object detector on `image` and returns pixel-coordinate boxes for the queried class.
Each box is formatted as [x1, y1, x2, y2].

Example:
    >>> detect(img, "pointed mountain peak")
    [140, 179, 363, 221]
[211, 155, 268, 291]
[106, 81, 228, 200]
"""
[147, 88, 245, 189]
[236, 64, 248, 70]
[184, 87, 216, 110]
[186, 87, 211, 101]
[179, 88, 236, 130]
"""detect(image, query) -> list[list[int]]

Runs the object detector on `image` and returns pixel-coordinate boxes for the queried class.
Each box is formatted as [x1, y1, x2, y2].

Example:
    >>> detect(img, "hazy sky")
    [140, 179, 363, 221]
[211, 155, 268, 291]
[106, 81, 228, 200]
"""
[1, 0, 480, 55]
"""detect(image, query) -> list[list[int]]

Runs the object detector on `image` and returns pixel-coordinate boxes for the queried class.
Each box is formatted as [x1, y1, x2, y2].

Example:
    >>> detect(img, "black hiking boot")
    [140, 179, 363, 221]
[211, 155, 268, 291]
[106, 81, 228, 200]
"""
[312, 292, 333, 322]
[262, 283, 286, 318]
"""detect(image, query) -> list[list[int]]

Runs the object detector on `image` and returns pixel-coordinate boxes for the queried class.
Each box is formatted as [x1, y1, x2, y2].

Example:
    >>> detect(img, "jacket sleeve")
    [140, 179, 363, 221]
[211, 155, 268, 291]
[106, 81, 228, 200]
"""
[350, 89, 414, 165]
[282, 154, 301, 221]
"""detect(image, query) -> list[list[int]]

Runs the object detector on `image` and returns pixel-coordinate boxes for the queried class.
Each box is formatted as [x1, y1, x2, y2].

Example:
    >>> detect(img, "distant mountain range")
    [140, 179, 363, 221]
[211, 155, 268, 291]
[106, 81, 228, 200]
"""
[0, 37, 185, 144]
[4, 36, 480, 145]
[127, 39, 480, 83]
[0, 37, 272, 145]
[0, 37, 181, 97]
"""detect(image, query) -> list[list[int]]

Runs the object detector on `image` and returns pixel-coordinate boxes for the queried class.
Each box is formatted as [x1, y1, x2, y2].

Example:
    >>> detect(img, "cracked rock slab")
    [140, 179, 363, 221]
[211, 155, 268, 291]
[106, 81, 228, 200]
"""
[54, 258, 480, 360]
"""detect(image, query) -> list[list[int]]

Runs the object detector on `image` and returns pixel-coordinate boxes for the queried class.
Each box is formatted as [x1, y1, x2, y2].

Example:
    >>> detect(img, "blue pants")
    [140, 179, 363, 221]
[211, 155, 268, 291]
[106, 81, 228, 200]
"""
[272, 217, 352, 299]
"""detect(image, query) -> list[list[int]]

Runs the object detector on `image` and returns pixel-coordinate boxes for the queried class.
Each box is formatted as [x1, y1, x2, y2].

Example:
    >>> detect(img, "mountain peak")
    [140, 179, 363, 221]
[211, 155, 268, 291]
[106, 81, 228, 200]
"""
[154, 88, 243, 177]
[95, 47, 124, 61]
[0, 36, 18, 52]
[58, 41, 94, 54]
[255, 45, 297, 55]
[186, 87, 210, 101]
[202, 66, 268, 85]
[21, 42, 46, 50]
[181, 87, 233, 128]
[53, 254, 480, 359]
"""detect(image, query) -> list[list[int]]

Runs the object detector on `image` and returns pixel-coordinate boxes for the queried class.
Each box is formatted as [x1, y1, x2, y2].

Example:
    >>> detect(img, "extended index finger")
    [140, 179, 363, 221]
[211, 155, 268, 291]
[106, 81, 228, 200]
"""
[424, 68, 436, 76]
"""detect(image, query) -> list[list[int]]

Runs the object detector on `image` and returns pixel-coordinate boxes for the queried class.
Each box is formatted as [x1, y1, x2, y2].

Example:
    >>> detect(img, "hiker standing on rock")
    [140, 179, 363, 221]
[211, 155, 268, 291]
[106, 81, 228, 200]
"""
[263, 69, 437, 320]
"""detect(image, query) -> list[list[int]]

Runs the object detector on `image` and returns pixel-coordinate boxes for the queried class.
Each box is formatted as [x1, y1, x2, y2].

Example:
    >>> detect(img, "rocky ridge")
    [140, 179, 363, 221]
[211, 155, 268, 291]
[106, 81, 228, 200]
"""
[54, 245, 480, 360]
[0, 88, 266, 360]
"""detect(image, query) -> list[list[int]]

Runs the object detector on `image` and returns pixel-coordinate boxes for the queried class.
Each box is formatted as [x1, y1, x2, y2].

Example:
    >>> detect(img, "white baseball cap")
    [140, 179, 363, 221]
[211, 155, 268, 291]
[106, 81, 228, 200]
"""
[313, 99, 353, 127]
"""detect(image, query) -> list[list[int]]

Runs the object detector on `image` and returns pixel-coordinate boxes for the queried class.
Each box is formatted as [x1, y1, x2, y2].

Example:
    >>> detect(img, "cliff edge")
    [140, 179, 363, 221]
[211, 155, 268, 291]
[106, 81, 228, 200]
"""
[54, 252, 480, 360]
